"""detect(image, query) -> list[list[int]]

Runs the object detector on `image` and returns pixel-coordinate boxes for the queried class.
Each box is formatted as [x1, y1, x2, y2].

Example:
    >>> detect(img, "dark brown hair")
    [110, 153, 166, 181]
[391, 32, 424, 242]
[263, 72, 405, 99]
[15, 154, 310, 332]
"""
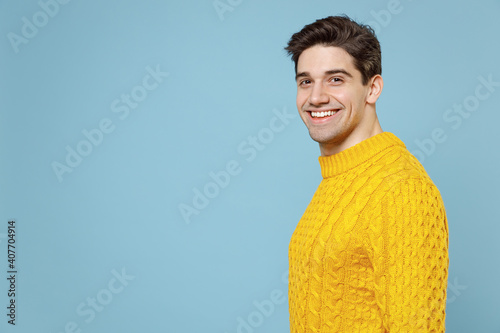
[284, 15, 381, 85]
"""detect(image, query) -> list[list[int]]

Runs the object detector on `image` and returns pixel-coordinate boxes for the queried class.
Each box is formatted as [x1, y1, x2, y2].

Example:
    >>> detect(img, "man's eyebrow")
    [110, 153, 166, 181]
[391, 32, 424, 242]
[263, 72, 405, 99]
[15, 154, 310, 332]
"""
[325, 69, 353, 78]
[295, 69, 353, 81]
[295, 71, 310, 81]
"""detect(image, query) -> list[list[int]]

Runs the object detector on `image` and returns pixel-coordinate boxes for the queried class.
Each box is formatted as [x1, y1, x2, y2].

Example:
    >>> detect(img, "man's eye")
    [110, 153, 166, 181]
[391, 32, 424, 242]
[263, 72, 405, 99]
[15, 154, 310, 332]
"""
[300, 80, 311, 86]
[330, 77, 343, 83]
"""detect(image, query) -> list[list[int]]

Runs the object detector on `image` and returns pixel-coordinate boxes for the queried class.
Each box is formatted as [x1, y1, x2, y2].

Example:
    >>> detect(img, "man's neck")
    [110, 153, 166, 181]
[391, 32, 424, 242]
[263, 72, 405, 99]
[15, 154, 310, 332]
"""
[319, 118, 383, 157]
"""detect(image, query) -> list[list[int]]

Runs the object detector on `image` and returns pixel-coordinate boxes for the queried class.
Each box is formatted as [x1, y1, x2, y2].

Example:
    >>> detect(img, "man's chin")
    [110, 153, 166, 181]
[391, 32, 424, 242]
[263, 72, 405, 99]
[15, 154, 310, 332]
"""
[308, 132, 338, 145]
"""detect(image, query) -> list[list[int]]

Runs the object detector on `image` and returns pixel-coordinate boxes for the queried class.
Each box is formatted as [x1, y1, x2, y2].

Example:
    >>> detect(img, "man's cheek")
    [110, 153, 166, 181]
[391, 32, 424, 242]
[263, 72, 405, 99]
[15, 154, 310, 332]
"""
[296, 92, 308, 110]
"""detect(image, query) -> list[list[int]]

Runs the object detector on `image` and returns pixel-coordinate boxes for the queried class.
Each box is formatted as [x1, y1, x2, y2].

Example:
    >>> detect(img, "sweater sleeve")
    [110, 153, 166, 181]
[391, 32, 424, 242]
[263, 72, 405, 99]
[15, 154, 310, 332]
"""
[367, 179, 449, 332]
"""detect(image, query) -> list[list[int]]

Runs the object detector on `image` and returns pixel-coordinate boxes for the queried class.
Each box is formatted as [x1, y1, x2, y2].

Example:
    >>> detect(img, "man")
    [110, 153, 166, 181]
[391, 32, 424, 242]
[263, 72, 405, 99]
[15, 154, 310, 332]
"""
[285, 16, 449, 332]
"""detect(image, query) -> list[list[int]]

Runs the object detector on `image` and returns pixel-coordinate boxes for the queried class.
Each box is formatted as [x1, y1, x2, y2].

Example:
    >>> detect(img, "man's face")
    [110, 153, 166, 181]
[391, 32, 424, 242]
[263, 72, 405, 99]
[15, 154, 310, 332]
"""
[295, 45, 376, 153]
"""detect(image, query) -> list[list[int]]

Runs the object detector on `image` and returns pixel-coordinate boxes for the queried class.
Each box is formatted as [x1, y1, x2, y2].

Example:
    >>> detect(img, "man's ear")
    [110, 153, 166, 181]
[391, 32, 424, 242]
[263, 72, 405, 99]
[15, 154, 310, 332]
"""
[366, 75, 383, 104]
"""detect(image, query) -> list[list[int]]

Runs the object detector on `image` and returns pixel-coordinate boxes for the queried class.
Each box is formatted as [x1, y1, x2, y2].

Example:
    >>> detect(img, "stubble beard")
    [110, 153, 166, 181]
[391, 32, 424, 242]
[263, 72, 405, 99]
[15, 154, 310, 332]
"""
[309, 126, 348, 146]
[307, 113, 351, 146]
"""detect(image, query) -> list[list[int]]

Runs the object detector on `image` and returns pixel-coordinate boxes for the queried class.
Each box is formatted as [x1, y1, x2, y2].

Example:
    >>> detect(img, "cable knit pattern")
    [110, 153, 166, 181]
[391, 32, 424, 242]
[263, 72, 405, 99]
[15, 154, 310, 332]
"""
[288, 132, 449, 332]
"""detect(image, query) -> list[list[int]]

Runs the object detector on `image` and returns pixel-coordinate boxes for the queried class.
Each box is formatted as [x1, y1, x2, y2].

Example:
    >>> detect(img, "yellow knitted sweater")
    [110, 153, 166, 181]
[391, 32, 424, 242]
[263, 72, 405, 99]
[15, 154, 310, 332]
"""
[289, 132, 449, 332]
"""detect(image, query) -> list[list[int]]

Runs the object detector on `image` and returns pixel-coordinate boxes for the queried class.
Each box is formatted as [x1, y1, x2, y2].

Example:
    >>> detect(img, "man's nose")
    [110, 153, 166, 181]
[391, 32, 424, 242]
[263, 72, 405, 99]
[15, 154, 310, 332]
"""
[309, 83, 329, 105]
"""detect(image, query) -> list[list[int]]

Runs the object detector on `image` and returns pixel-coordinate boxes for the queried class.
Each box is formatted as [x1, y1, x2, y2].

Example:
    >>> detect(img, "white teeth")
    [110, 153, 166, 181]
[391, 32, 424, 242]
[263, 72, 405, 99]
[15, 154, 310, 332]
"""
[311, 110, 338, 118]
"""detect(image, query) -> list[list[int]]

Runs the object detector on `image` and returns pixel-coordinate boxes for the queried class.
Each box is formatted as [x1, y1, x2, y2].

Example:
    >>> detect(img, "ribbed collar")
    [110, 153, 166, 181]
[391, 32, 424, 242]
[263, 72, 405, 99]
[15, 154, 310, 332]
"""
[319, 132, 405, 178]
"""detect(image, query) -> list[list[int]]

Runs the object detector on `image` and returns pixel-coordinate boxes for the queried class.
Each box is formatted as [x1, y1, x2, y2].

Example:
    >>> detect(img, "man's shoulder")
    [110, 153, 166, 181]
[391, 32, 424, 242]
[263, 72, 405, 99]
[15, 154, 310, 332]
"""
[359, 145, 445, 219]
[368, 144, 438, 191]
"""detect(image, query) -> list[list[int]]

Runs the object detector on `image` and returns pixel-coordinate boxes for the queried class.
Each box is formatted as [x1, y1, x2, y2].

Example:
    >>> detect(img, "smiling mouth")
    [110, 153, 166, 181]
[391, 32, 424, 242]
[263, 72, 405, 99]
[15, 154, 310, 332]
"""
[309, 110, 339, 118]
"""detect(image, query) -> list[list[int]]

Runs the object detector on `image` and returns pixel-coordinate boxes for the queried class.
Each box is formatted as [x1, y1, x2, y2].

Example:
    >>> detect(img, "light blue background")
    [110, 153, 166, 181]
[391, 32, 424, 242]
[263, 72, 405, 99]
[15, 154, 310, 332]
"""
[1, 0, 499, 332]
